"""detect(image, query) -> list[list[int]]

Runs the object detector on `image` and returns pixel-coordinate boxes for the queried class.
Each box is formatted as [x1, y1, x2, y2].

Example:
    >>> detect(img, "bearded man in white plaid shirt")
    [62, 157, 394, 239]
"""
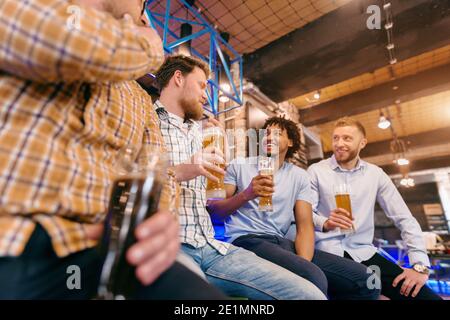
[153, 55, 326, 300]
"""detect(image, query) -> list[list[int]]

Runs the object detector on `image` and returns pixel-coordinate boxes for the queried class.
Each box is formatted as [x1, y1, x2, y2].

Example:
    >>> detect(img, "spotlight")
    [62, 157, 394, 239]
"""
[386, 43, 395, 50]
[221, 83, 231, 93]
[378, 112, 391, 130]
[313, 90, 321, 100]
[400, 177, 415, 187]
[396, 158, 410, 166]
[219, 95, 229, 103]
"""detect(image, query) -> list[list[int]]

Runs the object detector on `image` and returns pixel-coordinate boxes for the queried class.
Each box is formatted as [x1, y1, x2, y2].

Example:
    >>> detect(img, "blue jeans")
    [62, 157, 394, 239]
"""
[0, 224, 227, 299]
[181, 243, 326, 300]
[233, 234, 381, 300]
[345, 252, 442, 300]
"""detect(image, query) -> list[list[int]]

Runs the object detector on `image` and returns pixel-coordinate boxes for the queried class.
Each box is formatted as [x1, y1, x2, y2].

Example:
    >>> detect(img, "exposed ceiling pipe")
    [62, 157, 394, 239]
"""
[243, 81, 279, 112]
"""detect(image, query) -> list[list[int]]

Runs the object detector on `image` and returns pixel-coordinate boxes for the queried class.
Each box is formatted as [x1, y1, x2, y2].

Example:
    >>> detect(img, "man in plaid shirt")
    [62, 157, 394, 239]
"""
[153, 55, 326, 300]
[0, 0, 225, 299]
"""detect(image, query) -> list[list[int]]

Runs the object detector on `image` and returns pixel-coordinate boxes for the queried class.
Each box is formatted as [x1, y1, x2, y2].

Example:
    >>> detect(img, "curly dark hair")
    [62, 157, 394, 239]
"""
[262, 116, 301, 159]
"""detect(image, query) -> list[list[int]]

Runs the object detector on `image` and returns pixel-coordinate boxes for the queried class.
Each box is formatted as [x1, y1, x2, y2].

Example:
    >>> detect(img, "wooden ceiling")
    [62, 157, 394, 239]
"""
[290, 44, 450, 109]
[313, 88, 450, 152]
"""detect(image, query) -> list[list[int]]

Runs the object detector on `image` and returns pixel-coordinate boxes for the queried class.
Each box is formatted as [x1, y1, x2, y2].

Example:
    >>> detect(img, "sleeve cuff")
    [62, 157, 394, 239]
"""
[408, 251, 431, 267]
[313, 214, 328, 232]
[295, 197, 313, 205]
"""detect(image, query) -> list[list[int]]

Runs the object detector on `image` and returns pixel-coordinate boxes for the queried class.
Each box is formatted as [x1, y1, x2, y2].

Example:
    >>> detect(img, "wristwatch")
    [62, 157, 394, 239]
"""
[412, 263, 430, 275]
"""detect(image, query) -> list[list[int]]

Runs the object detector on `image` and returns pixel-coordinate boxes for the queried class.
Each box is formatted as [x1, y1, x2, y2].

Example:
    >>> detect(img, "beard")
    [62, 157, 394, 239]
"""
[334, 148, 359, 164]
[180, 97, 203, 121]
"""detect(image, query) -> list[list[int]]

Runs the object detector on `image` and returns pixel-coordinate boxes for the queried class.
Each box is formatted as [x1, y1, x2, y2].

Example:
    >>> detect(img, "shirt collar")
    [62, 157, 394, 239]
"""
[154, 100, 198, 130]
[329, 154, 366, 172]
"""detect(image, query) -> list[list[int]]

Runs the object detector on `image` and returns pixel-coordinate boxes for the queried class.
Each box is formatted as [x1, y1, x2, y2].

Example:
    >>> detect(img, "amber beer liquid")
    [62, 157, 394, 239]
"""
[202, 127, 226, 200]
[334, 184, 355, 233]
[258, 156, 274, 212]
[258, 169, 274, 212]
[335, 194, 352, 218]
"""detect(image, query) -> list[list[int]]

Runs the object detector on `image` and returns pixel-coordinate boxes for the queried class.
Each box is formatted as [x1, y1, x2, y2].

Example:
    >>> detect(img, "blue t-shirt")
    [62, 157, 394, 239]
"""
[223, 157, 313, 243]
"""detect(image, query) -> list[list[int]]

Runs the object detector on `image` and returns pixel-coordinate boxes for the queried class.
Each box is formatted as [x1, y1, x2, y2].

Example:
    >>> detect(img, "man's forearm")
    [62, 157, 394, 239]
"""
[0, 0, 163, 83]
[399, 219, 431, 266]
[207, 192, 250, 220]
[170, 165, 187, 183]
[295, 229, 314, 261]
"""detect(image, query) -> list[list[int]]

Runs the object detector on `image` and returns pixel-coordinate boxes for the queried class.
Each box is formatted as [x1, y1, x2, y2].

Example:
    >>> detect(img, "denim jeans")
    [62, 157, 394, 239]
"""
[233, 234, 381, 300]
[345, 252, 442, 300]
[181, 243, 327, 300]
[0, 224, 227, 299]
[176, 252, 208, 280]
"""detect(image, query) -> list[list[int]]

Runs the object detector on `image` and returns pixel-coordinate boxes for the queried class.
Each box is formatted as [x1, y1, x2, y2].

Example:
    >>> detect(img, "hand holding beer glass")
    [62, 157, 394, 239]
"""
[333, 183, 355, 234]
[202, 126, 226, 200]
[257, 156, 275, 212]
[97, 144, 168, 300]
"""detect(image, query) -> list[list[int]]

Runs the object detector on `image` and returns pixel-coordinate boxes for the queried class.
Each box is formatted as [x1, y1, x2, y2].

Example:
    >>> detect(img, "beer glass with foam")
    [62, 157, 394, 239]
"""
[334, 183, 355, 234]
[202, 127, 226, 200]
[257, 156, 275, 212]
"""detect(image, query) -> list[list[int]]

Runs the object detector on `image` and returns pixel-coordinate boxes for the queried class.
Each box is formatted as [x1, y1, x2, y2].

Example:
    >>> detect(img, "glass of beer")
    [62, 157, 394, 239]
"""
[97, 144, 168, 300]
[258, 156, 275, 212]
[202, 126, 226, 200]
[334, 183, 355, 234]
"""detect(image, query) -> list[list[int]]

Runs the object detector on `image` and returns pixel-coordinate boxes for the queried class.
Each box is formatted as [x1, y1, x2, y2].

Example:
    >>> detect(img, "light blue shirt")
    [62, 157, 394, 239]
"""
[308, 155, 430, 266]
[223, 157, 313, 243]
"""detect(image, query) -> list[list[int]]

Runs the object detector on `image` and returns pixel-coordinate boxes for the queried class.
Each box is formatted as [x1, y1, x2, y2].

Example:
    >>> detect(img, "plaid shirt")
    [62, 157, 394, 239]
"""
[0, 0, 167, 257]
[154, 101, 229, 255]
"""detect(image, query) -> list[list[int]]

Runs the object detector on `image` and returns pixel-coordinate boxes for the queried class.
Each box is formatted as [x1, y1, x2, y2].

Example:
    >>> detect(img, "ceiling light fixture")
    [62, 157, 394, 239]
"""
[219, 95, 229, 103]
[383, 1, 397, 68]
[313, 90, 321, 100]
[378, 111, 391, 130]
[400, 177, 415, 188]
[221, 83, 231, 93]
[390, 137, 410, 167]
[396, 158, 410, 166]
[219, 83, 231, 103]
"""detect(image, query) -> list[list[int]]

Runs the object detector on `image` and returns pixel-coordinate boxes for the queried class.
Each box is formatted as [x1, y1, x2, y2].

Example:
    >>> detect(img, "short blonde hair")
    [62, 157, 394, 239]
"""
[334, 117, 366, 137]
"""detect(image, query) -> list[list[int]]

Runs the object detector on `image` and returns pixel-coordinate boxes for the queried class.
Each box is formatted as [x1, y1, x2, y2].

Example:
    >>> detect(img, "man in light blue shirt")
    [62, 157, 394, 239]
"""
[308, 116, 441, 300]
[208, 117, 380, 300]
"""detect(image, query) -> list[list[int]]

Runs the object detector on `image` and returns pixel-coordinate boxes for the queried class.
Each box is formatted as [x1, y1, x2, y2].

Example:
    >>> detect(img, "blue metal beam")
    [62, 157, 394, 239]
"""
[145, 0, 244, 115]
[167, 28, 210, 50]
[150, 12, 206, 27]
